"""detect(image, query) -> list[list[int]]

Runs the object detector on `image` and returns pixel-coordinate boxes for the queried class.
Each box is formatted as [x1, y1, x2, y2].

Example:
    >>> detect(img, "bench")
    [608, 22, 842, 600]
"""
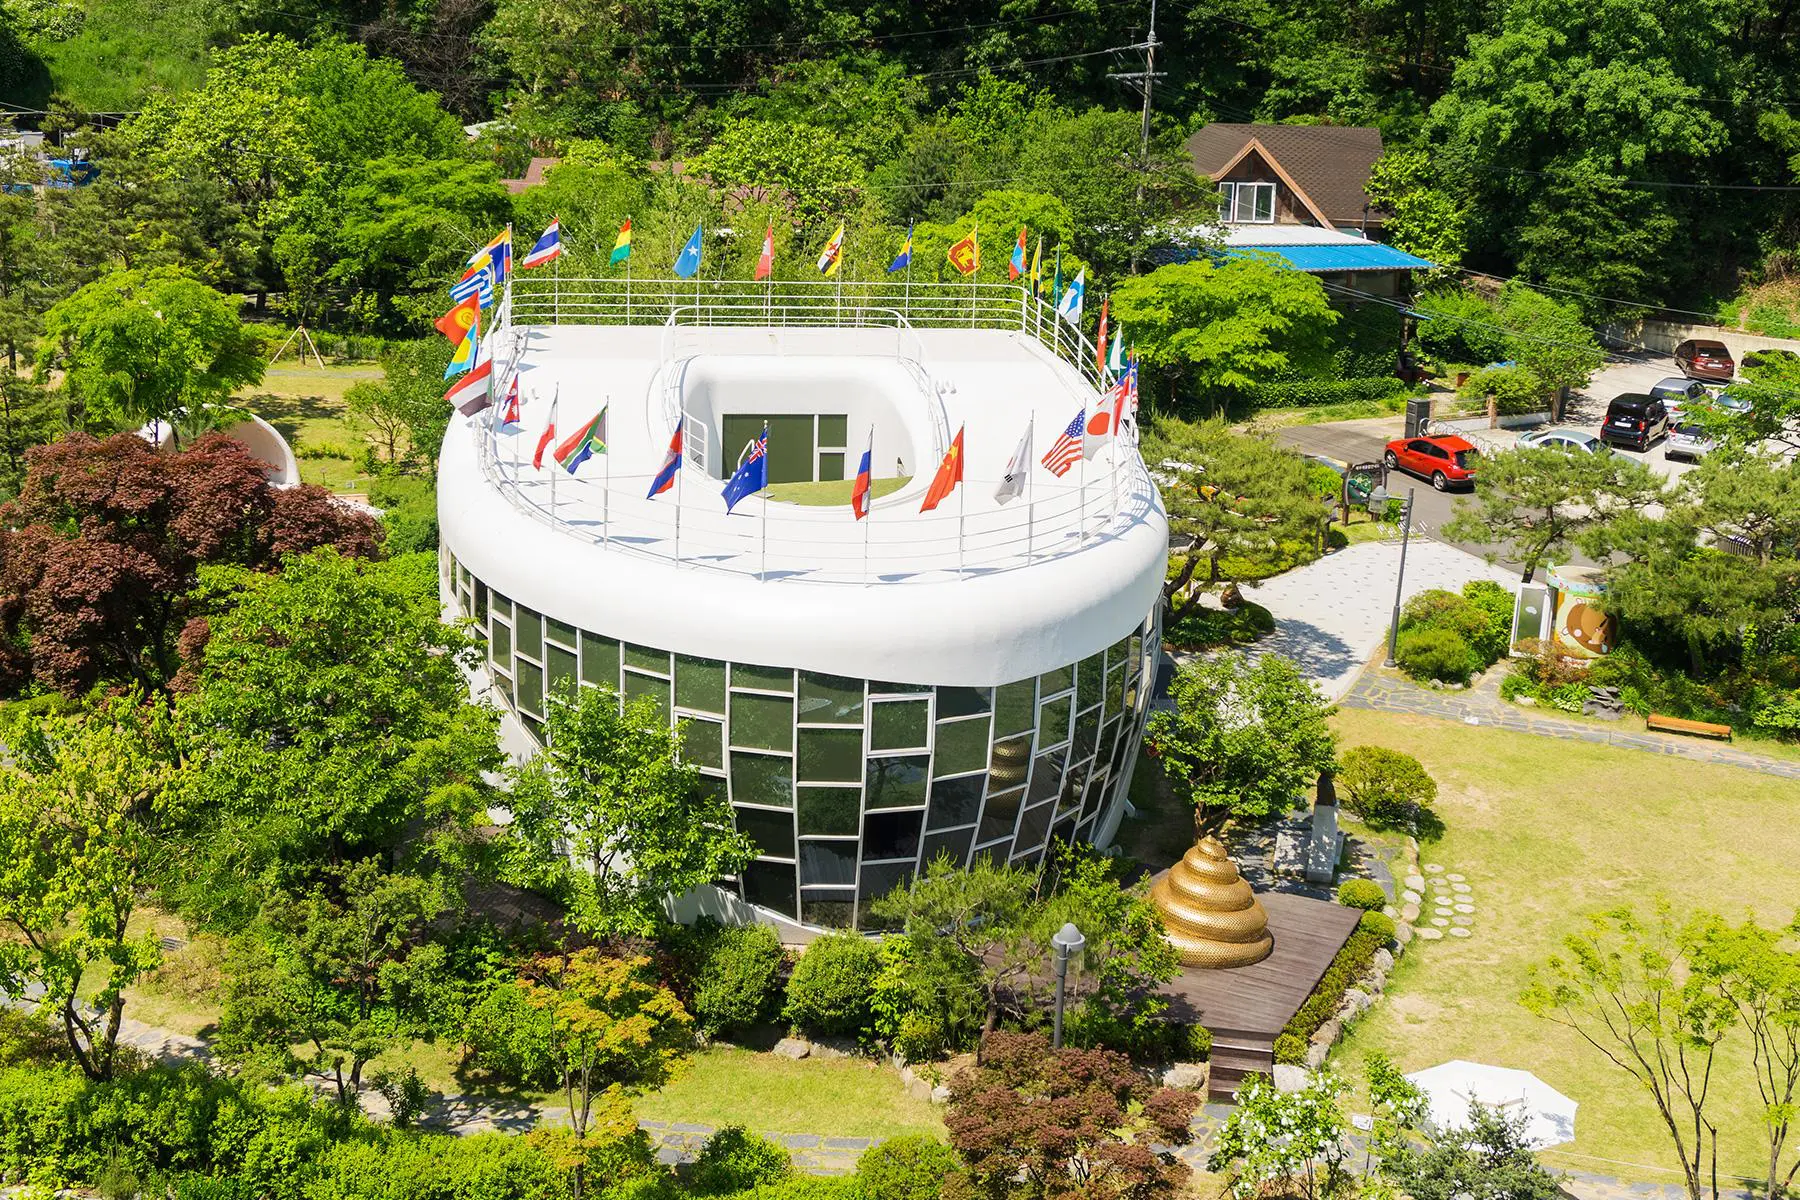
[1647, 713, 1733, 741]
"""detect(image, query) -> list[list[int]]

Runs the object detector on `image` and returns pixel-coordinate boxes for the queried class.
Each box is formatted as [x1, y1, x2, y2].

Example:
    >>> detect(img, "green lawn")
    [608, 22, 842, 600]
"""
[635, 1045, 945, 1140]
[238, 363, 382, 495]
[1328, 707, 1800, 1187]
[765, 477, 911, 506]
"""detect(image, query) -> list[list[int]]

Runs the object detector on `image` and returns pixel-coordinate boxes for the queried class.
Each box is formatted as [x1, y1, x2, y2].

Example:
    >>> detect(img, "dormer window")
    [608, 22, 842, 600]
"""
[1219, 181, 1276, 223]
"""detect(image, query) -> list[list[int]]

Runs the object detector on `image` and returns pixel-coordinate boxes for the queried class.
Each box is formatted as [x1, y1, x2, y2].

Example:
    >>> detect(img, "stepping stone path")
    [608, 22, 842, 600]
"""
[1404, 874, 1426, 891]
[1448, 928, 1471, 938]
[1416, 865, 1477, 942]
[1417, 927, 1443, 940]
[1424, 864, 1443, 873]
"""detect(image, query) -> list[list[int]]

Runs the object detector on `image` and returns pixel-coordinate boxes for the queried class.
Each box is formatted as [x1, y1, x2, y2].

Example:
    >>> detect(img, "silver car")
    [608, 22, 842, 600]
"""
[1665, 422, 1715, 461]
[1515, 427, 1609, 455]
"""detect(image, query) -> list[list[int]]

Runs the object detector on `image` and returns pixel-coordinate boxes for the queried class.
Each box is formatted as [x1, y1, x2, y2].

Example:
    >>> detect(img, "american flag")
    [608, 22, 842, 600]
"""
[1041, 408, 1085, 477]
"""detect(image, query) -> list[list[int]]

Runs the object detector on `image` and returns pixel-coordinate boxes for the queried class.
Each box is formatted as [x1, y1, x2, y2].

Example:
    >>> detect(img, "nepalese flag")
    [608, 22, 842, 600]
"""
[499, 375, 521, 426]
[851, 429, 874, 520]
[721, 425, 769, 513]
[521, 219, 564, 269]
[444, 356, 494, 416]
[1041, 408, 1085, 477]
[887, 224, 912, 273]
[450, 262, 494, 308]
[1009, 227, 1026, 280]
[554, 408, 607, 474]
[648, 422, 684, 496]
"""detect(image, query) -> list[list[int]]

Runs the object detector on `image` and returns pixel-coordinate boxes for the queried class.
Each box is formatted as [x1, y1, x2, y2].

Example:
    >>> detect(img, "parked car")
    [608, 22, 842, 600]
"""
[1665, 422, 1716, 461]
[1383, 435, 1480, 491]
[1649, 376, 1709, 405]
[1600, 393, 1671, 451]
[1742, 348, 1799, 373]
[1515, 427, 1609, 455]
[1673, 339, 1734, 381]
[1713, 390, 1753, 415]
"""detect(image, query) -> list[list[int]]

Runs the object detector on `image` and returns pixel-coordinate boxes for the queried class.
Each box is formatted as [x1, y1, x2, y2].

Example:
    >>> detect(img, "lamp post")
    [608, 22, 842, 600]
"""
[1383, 487, 1417, 668]
[1051, 922, 1085, 1050]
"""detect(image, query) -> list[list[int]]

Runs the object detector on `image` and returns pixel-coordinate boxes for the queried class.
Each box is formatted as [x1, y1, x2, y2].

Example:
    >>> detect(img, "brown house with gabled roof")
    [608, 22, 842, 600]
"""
[1185, 123, 1386, 234]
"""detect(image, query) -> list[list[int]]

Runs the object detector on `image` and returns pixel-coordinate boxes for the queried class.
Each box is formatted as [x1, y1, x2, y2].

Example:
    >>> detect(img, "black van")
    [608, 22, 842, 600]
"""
[1600, 393, 1669, 451]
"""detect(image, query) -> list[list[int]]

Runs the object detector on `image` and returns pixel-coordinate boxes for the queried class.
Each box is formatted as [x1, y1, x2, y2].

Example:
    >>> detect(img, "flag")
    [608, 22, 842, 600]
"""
[445, 322, 479, 378]
[533, 401, 558, 469]
[755, 221, 774, 281]
[919, 426, 964, 513]
[1085, 371, 1127, 455]
[673, 224, 704, 278]
[450, 262, 494, 308]
[1095, 296, 1109, 373]
[1028, 235, 1042, 295]
[1107, 328, 1126, 373]
[1041, 408, 1084, 477]
[610, 219, 632, 266]
[648, 422, 684, 497]
[995, 419, 1031, 505]
[521, 219, 563, 269]
[554, 408, 607, 474]
[947, 225, 979, 276]
[444, 357, 493, 417]
[1009, 227, 1027, 280]
[722, 424, 769, 513]
[436, 293, 480, 343]
[499, 375, 521, 426]
[816, 223, 845, 276]
[851, 428, 874, 520]
[1057, 268, 1085, 325]
[887, 224, 913, 273]
[467, 227, 511, 284]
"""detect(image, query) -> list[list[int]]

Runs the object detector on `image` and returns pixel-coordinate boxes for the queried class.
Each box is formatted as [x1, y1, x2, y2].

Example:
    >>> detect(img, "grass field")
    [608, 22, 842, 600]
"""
[1328, 707, 1800, 1188]
[41, 0, 213, 110]
[765, 477, 911, 506]
[237, 363, 381, 494]
[634, 1045, 945, 1140]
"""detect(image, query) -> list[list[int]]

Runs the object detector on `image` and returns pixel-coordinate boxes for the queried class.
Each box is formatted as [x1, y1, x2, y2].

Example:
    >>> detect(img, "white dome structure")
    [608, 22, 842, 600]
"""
[438, 279, 1167, 933]
[139, 407, 301, 488]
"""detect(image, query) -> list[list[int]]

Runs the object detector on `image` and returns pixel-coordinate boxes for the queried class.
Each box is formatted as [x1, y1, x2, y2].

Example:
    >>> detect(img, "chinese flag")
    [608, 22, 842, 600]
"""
[919, 426, 965, 512]
[435, 293, 480, 344]
[946, 226, 979, 276]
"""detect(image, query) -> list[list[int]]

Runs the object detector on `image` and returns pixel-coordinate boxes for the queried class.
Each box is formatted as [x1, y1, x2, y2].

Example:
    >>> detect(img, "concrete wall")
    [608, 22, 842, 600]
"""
[1601, 319, 1800, 361]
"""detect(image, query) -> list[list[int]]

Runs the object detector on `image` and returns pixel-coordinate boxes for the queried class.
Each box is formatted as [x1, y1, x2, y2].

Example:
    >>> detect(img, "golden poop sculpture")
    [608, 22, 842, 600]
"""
[1150, 836, 1273, 968]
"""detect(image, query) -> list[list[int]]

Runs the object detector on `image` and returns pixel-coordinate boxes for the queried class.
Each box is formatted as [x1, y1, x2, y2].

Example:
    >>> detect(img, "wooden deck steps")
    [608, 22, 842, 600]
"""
[1207, 1026, 1275, 1102]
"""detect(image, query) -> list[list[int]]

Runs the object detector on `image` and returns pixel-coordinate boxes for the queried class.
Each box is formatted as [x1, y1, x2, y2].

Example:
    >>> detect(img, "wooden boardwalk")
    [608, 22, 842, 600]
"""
[1157, 890, 1362, 1036]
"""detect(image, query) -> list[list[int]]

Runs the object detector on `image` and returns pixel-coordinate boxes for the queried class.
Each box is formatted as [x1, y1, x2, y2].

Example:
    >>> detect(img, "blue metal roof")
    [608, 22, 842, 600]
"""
[1228, 242, 1434, 273]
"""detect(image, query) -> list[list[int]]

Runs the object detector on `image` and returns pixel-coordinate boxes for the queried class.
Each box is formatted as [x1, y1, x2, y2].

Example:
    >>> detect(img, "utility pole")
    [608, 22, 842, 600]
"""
[1109, 0, 1164, 274]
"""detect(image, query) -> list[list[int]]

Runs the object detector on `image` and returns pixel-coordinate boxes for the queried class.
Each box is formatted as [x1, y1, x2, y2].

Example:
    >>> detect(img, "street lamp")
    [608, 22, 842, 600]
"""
[1383, 487, 1417, 668]
[1051, 922, 1085, 1050]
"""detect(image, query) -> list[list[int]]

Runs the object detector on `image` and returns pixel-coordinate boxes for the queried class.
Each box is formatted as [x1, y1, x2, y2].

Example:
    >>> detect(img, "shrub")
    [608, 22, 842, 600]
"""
[853, 1135, 958, 1200]
[1272, 1033, 1306, 1066]
[1395, 626, 1478, 685]
[1335, 879, 1388, 911]
[1280, 917, 1392, 1047]
[368, 474, 439, 556]
[683, 922, 784, 1039]
[0, 1006, 68, 1069]
[690, 1125, 793, 1195]
[1359, 911, 1397, 942]
[1187, 1024, 1213, 1060]
[783, 933, 881, 1041]
[1461, 580, 1515, 660]
[1251, 376, 1413, 409]
[1498, 670, 1533, 701]
[369, 1066, 432, 1130]
[1459, 364, 1546, 415]
[1337, 745, 1439, 833]
[1162, 599, 1274, 650]
[462, 978, 560, 1089]
[892, 1012, 948, 1064]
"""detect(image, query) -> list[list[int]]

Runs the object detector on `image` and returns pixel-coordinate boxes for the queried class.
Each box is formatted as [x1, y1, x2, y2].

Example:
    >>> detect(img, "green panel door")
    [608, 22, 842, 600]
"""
[765, 415, 815, 484]
[720, 416, 765, 480]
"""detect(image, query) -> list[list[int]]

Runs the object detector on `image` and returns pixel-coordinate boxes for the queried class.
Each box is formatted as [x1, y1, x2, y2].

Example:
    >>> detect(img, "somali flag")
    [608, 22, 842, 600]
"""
[673, 224, 704, 278]
[721, 424, 768, 513]
[553, 408, 607, 474]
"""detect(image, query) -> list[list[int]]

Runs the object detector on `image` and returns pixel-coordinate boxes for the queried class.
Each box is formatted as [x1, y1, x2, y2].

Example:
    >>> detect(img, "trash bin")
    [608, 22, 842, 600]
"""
[1404, 397, 1434, 438]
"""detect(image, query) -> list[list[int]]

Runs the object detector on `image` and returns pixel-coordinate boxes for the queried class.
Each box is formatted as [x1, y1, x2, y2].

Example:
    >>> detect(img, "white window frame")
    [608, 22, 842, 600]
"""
[1221, 180, 1275, 224]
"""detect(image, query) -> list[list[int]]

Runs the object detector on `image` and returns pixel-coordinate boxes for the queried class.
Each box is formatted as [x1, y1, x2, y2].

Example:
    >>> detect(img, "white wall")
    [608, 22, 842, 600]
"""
[1601, 319, 1800, 360]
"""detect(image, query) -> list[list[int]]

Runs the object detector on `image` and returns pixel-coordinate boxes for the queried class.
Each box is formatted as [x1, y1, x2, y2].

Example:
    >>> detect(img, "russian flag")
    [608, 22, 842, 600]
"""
[521, 219, 563, 270]
[851, 429, 873, 520]
[648, 422, 684, 497]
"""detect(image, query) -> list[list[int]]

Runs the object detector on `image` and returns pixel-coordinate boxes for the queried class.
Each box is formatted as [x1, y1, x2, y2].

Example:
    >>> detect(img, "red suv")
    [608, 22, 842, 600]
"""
[1674, 339, 1734, 382]
[1383, 435, 1480, 491]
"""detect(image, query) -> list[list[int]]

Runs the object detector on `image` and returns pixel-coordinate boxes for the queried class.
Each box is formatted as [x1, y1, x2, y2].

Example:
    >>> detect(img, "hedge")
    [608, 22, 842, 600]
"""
[1278, 912, 1393, 1049]
[1249, 376, 1414, 409]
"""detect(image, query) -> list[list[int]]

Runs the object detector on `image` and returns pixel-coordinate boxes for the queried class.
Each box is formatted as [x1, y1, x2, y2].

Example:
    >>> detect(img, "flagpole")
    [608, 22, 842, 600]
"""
[1026, 415, 1035, 564]
[674, 415, 684, 568]
[862, 426, 874, 587]
[760, 425, 770, 582]
[625, 217, 633, 323]
[957, 456, 966, 581]
[602, 393, 611, 548]
[553, 245, 561, 323]
[549, 387, 560, 520]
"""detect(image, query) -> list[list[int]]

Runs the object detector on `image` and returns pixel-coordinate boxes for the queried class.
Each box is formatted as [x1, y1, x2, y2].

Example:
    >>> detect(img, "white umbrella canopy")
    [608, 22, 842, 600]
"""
[1404, 1060, 1578, 1149]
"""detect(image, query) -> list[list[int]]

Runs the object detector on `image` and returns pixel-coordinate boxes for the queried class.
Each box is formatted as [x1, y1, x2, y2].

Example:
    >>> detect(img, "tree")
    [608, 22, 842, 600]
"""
[1521, 905, 1735, 1200]
[1146, 651, 1338, 834]
[1112, 258, 1338, 412]
[0, 698, 175, 1080]
[36, 266, 264, 431]
[944, 1031, 1198, 1200]
[1442, 447, 1663, 582]
[520, 950, 692, 1145]
[0, 432, 380, 694]
[170, 548, 500, 926]
[1209, 1072, 1351, 1200]
[686, 118, 866, 229]
[504, 680, 755, 937]
[1707, 354, 1800, 456]
[1366, 149, 1468, 268]
[1386, 1101, 1563, 1200]
[1141, 419, 1325, 606]
[216, 858, 452, 1106]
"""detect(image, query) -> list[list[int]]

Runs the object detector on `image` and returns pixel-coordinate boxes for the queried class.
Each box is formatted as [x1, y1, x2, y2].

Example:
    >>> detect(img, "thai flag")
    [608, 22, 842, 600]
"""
[851, 430, 873, 520]
[521, 219, 563, 270]
[648, 422, 684, 497]
[1041, 409, 1085, 477]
